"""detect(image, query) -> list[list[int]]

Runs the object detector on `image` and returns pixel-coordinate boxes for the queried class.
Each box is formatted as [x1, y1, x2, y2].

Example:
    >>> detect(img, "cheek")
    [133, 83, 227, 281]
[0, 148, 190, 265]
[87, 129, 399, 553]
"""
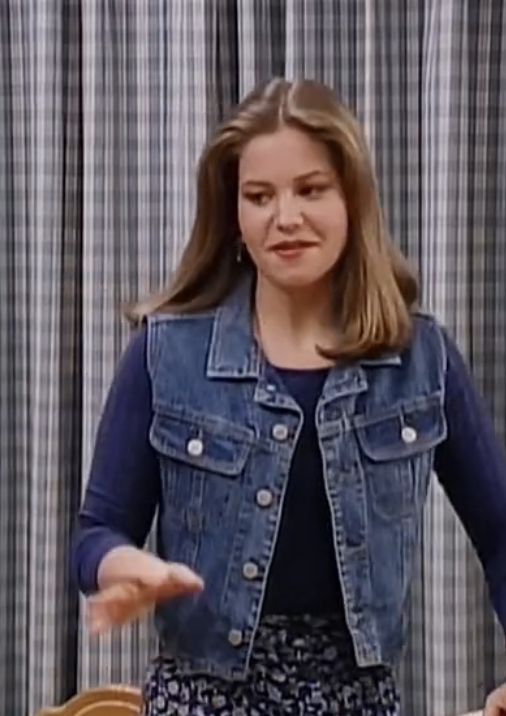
[238, 203, 268, 249]
[330, 199, 348, 239]
[312, 203, 348, 248]
[237, 199, 247, 232]
[332, 213, 348, 249]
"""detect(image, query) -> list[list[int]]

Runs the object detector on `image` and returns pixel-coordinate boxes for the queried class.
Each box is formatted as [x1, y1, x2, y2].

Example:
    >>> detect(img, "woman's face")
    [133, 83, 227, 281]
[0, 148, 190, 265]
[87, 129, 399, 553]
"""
[237, 125, 348, 293]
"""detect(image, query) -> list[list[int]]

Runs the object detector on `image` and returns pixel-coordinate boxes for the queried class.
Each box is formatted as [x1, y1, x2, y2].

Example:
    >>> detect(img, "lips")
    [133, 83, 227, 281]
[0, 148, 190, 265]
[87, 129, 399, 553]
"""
[269, 240, 317, 251]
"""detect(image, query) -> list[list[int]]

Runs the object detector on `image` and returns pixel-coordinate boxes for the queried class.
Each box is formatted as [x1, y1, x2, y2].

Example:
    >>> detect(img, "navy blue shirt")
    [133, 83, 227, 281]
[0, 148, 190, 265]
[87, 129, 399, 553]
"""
[73, 327, 506, 622]
[264, 367, 342, 614]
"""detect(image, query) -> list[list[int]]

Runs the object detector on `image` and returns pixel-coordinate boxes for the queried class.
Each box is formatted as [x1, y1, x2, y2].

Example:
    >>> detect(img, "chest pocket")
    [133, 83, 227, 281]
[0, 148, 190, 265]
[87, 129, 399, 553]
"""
[149, 406, 254, 479]
[355, 393, 447, 519]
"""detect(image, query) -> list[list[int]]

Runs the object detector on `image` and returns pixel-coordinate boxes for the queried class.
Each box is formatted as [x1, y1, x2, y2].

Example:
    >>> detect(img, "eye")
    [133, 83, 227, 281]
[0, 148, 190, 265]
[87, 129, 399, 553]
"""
[244, 192, 271, 206]
[299, 184, 327, 199]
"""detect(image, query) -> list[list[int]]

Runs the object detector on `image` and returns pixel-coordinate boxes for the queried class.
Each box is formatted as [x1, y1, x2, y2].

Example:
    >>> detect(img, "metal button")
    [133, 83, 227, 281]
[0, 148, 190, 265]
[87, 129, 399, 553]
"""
[187, 438, 204, 457]
[228, 628, 243, 647]
[401, 426, 417, 444]
[256, 488, 273, 508]
[242, 561, 259, 580]
[266, 383, 276, 393]
[272, 423, 289, 441]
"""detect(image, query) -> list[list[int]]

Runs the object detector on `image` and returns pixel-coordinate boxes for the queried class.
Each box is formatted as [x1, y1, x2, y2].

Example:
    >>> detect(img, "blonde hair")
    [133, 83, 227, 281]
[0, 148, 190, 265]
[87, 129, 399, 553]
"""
[127, 77, 418, 360]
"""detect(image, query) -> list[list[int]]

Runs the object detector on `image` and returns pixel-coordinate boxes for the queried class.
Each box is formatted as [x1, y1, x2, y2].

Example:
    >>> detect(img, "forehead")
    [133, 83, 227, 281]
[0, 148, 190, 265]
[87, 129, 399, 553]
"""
[239, 126, 334, 180]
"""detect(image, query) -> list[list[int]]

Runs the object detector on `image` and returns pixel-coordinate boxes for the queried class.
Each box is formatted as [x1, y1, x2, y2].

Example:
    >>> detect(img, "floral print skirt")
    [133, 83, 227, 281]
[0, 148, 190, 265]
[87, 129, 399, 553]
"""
[142, 614, 400, 715]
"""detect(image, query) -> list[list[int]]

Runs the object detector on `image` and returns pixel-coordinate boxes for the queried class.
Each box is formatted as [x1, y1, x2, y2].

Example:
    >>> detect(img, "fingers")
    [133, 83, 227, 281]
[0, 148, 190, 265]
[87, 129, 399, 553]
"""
[86, 564, 204, 634]
[483, 703, 499, 716]
[484, 686, 506, 716]
[87, 582, 151, 634]
[149, 563, 204, 601]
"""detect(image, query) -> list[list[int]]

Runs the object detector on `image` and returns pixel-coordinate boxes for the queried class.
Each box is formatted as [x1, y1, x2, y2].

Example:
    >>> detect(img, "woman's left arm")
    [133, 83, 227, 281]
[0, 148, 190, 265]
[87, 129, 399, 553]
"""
[434, 330, 506, 630]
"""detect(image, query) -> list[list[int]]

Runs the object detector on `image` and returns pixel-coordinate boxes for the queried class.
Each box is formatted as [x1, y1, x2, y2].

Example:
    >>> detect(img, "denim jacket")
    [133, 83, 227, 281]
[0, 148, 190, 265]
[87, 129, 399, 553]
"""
[147, 277, 447, 679]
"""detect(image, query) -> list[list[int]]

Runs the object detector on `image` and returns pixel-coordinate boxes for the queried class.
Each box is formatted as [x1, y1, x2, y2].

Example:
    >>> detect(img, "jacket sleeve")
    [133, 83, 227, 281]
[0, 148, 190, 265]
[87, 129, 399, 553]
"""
[434, 330, 506, 632]
[71, 326, 161, 594]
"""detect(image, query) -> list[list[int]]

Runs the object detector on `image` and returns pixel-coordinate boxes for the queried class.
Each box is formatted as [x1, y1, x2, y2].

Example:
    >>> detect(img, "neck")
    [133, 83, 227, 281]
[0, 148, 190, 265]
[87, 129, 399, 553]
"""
[256, 281, 334, 333]
[253, 277, 336, 368]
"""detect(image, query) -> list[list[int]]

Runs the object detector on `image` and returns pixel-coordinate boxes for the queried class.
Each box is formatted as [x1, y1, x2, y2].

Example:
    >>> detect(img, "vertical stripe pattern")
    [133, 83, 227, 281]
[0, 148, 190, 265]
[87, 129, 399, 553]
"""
[1, 2, 505, 714]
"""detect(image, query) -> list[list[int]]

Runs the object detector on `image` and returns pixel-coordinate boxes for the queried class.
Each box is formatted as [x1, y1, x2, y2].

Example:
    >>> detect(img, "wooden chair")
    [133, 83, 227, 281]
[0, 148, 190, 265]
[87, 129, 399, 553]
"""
[35, 685, 142, 716]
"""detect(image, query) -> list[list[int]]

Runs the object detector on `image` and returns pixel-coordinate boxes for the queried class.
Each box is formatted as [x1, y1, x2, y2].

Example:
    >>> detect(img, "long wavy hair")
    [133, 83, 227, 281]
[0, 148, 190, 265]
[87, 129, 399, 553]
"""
[127, 77, 418, 359]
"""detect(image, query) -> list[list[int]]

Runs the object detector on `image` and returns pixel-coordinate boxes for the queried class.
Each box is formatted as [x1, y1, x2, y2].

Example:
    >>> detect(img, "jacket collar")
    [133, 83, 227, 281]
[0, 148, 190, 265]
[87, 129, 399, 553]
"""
[206, 274, 401, 383]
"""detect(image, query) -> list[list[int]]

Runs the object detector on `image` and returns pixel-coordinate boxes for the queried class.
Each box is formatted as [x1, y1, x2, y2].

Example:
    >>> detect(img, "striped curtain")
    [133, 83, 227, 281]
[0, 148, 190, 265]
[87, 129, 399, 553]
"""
[1, 2, 505, 715]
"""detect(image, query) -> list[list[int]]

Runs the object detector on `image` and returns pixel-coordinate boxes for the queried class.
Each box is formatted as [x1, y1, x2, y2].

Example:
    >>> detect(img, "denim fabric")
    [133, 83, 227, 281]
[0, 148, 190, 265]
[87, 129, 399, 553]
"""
[147, 278, 447, 678]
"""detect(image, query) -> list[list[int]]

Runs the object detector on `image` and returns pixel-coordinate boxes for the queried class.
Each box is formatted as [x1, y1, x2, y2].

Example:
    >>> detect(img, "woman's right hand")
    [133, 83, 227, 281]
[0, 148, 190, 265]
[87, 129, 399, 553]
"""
[87, 560, 204, 634]
[484, 682, 506, 715]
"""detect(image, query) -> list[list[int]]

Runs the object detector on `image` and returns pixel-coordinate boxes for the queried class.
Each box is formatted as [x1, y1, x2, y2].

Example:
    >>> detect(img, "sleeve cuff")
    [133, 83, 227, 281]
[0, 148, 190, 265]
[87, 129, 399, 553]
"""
[72, 527, 133, 595]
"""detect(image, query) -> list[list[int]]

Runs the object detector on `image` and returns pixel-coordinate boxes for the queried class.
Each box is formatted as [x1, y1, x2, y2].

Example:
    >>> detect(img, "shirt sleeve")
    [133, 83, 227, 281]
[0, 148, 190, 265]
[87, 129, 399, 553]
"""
[72, 325, 160, 594]
[434, 330, 506, 630]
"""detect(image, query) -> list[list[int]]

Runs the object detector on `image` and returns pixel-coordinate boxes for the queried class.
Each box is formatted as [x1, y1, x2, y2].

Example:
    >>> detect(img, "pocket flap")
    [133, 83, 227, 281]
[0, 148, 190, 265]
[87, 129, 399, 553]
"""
[150, 408, 253, 477]
[356, 393, 447, 462]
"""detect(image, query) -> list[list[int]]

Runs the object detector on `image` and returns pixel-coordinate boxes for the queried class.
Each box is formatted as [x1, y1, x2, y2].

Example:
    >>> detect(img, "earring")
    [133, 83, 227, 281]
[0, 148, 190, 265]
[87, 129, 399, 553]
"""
[236, 238, 244, 264]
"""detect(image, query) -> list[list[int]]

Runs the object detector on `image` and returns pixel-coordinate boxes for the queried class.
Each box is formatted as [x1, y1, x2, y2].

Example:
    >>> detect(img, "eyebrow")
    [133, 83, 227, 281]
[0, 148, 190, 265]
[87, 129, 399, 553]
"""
[240, 170, 331, 188]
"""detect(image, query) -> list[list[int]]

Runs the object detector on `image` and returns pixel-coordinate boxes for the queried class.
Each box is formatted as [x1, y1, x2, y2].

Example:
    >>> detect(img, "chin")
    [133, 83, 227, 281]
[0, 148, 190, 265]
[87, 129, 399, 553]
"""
[257, 261, 334, 294]
[270, 273, 328, 291]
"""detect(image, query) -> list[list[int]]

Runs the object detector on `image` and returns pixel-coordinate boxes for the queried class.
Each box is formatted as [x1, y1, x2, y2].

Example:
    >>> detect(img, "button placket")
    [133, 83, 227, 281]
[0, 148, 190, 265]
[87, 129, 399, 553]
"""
[256, 488, 273, 508]
[242, 561, 259, 580]
[228, 629, 243, 647]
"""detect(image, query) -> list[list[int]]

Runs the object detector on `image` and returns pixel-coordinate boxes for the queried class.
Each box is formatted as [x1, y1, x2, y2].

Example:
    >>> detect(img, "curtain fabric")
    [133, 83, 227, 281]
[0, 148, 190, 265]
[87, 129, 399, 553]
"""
[1, 2, 505, 714]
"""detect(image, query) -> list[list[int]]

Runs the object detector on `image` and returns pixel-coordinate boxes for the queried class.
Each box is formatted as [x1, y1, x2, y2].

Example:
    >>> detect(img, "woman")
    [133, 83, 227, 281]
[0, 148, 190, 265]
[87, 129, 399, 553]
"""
[73, 78, 506, 715]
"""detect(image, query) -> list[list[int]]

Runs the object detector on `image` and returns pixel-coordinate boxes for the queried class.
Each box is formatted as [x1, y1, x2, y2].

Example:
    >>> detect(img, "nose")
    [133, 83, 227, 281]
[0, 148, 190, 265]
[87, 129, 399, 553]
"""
[274, 194, 303, 232]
